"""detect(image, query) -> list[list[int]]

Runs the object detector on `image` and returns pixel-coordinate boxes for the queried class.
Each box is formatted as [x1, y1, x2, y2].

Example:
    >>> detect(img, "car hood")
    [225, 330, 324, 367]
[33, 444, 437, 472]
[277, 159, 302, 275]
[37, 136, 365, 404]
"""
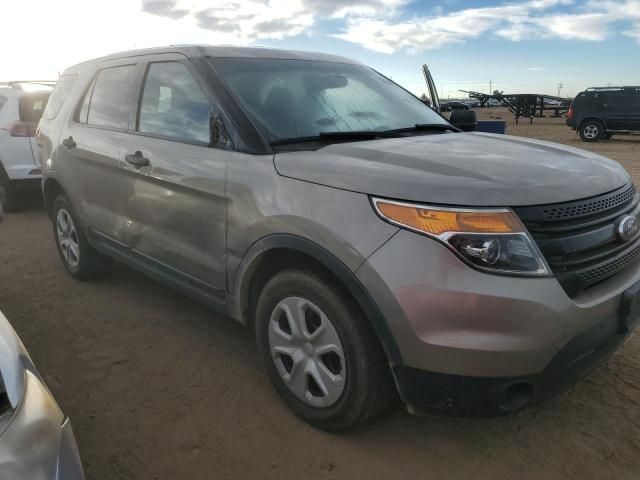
[273, 132, 630, 206]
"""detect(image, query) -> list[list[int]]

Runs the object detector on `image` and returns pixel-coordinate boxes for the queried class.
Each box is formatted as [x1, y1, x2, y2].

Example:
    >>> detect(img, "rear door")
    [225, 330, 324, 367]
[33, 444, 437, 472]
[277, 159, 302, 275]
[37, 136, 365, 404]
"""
[123, 55, 229, 290]
[600, 90, 629, 130]
[56, 61, 137, 243]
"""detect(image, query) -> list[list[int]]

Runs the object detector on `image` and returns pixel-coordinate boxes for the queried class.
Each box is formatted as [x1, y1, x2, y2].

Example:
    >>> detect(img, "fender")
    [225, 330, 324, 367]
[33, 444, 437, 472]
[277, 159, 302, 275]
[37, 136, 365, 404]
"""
[230, 234, 403, 366]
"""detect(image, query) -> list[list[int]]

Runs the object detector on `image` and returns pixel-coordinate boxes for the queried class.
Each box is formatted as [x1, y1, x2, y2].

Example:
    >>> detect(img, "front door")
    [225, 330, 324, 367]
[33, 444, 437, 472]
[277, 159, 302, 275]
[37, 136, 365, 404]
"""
[123, 57, 229, 290]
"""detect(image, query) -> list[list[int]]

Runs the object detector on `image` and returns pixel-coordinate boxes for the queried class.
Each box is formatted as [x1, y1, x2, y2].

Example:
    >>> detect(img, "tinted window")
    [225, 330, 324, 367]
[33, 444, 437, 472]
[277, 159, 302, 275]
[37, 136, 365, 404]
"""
[19, 93, 50, 122]
[211, 58, 448, 141]
[603, 91, 628, 108]
[87, 65, 135, 129]
[138, 62, 210, 143]
[44, 75, 77, 120]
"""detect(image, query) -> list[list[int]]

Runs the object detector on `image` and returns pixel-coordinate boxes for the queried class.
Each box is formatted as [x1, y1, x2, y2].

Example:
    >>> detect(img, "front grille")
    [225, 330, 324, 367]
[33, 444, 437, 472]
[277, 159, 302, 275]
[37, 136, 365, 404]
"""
[539, 184, 635, 220]
[515, 183, 640, 297]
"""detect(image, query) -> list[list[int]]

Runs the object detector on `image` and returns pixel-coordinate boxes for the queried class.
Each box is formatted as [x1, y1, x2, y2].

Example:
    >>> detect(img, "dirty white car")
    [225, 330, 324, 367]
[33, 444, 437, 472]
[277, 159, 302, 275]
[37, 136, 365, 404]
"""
[0, 81, 53, 211]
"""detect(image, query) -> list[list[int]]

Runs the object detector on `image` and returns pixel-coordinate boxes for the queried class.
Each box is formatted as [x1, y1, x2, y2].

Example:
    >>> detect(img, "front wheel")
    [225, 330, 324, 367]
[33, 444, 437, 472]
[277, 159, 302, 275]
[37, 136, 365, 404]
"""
[579, 120, 604, 142]
[255, 269, 395, 431]
[52, 195, 113, 280]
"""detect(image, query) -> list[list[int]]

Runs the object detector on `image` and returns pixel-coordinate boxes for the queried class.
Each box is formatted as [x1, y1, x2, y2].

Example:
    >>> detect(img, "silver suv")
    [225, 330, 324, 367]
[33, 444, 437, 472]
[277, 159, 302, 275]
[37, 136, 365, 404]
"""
[37, 46, 640, 430]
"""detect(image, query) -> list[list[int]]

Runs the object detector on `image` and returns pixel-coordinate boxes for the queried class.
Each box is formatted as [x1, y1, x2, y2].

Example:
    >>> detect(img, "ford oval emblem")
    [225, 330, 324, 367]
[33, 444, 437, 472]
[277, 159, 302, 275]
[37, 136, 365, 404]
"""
[617, 215, 639, 242]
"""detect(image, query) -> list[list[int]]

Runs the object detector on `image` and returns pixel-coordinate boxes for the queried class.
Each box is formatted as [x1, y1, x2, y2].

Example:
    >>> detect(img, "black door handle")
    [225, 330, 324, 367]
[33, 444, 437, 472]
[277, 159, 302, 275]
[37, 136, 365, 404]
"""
[125, 151, 150, 167]
[62, 136, 76, 149]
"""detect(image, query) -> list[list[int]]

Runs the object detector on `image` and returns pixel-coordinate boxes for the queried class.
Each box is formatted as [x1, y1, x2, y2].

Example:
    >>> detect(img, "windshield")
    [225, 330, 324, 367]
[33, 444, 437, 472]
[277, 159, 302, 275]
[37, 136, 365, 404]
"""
[209, 58, 449, 142]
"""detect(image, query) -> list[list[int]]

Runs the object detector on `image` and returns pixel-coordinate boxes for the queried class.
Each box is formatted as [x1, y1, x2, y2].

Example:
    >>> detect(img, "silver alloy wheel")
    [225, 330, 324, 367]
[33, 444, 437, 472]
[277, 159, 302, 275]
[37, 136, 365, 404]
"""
[583, 124, 599, 139]
[268, 297, 346, 408]
[56, 208, 80, 268]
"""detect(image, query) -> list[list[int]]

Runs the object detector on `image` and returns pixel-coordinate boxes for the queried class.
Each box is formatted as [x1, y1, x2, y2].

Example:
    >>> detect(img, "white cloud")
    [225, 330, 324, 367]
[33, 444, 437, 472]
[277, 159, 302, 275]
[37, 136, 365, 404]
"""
[336, 0, 640, 53]
[0, 0, 639, 80]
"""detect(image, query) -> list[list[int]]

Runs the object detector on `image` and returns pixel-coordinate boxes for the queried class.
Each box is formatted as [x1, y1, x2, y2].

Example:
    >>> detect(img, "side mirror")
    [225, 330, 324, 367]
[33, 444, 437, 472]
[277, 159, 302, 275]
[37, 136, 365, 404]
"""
[210, 114, 234, 150]
[449, 109, 477, 132]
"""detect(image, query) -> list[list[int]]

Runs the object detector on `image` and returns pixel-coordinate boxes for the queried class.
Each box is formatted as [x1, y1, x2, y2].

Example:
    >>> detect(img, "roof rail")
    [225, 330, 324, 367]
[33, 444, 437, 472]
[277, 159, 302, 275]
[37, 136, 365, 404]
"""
[585, 86, 640, 91]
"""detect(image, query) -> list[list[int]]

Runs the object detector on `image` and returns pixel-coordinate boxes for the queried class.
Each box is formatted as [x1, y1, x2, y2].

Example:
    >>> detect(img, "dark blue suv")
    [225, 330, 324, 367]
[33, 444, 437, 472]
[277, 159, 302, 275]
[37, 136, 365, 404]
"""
[567, 86, 640, 142]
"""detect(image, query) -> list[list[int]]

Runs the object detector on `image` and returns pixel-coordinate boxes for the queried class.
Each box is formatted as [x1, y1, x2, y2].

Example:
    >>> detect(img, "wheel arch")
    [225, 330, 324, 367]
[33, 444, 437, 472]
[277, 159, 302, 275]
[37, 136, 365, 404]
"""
[578, 116, 606, 131]
[231, 234, 403, 366]
[43, 175, 67, 219]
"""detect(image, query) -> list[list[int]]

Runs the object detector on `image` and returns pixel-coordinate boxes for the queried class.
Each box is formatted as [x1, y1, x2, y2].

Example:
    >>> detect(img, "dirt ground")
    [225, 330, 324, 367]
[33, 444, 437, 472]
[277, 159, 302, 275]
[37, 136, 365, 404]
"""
[1, 108, 640, 480]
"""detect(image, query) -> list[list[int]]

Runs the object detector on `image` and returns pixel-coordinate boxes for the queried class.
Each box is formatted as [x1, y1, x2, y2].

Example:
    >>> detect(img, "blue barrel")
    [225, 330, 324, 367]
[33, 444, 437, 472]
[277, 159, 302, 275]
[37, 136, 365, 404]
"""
[476, 120, 507, 134]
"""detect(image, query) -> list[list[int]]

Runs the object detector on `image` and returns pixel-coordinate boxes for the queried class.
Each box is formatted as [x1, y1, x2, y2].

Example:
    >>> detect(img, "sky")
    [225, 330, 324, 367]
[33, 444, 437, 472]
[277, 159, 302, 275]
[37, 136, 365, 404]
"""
[1, 0, 639, 99]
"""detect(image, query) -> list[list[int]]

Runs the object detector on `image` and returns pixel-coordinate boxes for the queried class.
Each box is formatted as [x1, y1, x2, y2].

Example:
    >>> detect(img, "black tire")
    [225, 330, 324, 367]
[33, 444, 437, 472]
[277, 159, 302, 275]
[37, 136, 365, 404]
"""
[51, 194, 113, 280]
[255, 268, 395, 431]
[0, 171, 23, 213]
[579, 119, 604, 142]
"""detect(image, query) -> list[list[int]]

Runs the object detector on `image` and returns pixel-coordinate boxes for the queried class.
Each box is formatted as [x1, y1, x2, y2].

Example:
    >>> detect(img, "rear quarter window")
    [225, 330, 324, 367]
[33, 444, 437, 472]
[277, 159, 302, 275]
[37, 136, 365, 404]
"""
[0, 95, 7, 112]
[44, 75, 77, 120]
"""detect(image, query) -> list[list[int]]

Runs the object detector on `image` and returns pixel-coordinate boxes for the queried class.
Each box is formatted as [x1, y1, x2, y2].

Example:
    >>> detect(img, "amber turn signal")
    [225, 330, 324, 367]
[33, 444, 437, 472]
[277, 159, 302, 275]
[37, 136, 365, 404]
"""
[374, 200, 522, 236]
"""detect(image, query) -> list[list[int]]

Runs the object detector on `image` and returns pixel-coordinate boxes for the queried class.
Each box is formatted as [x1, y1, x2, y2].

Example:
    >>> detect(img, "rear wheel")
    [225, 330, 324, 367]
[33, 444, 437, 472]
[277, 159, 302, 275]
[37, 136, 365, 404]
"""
[255, 269, 395, 431]
[579, 120, 604, 142]
[52, 195, 113, 280]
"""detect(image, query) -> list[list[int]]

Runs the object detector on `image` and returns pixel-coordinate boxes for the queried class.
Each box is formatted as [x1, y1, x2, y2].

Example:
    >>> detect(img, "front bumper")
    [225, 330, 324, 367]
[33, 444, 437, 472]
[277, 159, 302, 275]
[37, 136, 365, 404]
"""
[0, 370, 84, 479]
[356, 229, 640, 414]
[395, 310, 637, 415]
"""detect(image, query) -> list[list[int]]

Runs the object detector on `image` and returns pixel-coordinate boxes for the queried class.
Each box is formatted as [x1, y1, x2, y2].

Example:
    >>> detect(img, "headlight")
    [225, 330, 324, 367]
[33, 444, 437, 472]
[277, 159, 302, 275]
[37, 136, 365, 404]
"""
[372, 198, 550, 276]
[0, 311, 28, 408]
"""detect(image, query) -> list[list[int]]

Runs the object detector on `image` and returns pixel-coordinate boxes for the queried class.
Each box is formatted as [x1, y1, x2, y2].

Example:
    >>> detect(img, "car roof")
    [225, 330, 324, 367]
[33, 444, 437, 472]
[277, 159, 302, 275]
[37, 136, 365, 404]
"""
[62, 44, 362, 75]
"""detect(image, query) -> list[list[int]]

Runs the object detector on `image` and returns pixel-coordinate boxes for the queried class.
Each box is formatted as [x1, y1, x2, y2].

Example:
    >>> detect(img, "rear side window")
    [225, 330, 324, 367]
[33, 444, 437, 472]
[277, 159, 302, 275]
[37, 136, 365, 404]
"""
[602, 91, 628, 108]
[86, 65, 136, 129]
[0, 95, 6, 112]
[137, 62, 210, 144]
[19, 93, 50, 122]
[44, 75, 77, 120]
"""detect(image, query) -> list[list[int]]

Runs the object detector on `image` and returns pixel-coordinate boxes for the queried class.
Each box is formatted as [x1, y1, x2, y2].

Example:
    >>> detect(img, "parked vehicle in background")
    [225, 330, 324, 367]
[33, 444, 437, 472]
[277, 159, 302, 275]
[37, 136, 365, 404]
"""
[567, 86, 640, 142]
[440, 100, 469, 112]
[38, 46, 640, 430]
[0, 81, 54, 210]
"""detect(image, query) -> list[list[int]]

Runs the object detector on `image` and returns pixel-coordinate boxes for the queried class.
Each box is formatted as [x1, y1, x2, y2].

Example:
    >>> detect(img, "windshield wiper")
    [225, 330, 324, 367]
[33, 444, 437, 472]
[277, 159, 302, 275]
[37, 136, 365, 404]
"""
[387, 123, 459, 134]
[270, 130, 402, 147]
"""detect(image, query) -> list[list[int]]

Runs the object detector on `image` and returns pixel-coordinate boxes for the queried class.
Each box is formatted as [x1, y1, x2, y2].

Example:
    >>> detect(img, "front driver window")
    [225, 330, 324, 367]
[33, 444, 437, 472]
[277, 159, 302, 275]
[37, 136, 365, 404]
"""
[138, 62, 211, 144]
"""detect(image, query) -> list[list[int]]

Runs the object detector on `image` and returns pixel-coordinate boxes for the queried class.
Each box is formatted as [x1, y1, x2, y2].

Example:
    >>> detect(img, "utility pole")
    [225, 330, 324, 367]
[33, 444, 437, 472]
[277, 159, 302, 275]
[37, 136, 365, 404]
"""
[557, 82, 563, 97]
[489, 79, 493, 94]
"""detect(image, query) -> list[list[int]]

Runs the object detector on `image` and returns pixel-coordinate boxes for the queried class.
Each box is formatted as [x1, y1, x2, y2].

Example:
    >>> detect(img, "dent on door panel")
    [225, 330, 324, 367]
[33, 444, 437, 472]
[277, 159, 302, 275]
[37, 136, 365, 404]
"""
[123, 135, 230, 289]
